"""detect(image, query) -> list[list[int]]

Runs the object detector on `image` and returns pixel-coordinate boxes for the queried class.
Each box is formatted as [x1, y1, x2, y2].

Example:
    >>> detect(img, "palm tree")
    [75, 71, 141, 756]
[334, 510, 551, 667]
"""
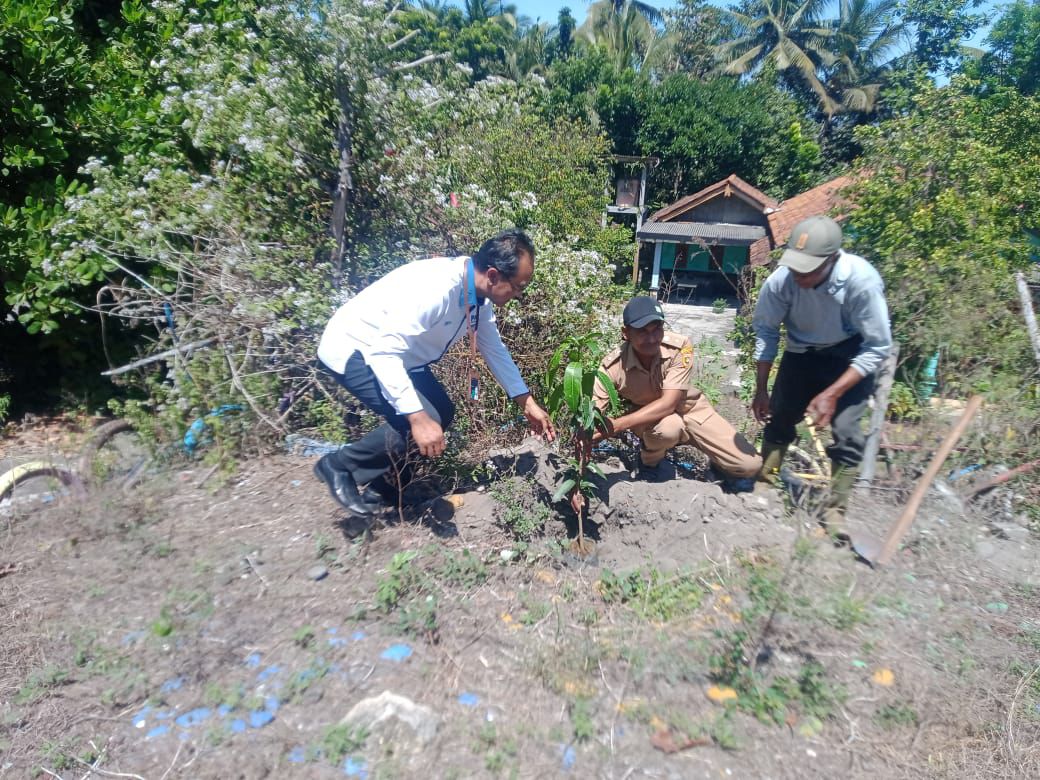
[608, 0, 664, 27]
[826, 0, 906, 112]
[579, 0, 663, 71]
[715, 0, 841, 116]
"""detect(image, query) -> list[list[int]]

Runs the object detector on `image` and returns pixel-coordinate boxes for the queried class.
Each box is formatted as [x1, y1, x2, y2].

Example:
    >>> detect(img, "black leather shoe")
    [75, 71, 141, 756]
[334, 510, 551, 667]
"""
[313, 456, 373, 515]
[360, 485, 391, 510]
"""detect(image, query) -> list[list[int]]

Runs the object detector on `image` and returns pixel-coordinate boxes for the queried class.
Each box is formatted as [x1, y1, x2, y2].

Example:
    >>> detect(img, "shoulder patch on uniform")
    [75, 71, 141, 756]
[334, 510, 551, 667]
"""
[601, 345, 623, 368]
[661, 331, 689, 350]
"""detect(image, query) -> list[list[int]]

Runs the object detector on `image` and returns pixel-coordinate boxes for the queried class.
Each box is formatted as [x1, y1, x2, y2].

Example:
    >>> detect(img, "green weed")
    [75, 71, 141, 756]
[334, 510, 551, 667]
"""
[597, 567, 707, 621]
[17, 666, 69, 705]
[491, 477, 552, 542]
[438, 549, 488, 589]
[293, 625, 316, 648]
[875, 703, 920, 729]
[569, 697, 595, 742]
[321, 723, 368, 764]
[375, 550, 421, 612]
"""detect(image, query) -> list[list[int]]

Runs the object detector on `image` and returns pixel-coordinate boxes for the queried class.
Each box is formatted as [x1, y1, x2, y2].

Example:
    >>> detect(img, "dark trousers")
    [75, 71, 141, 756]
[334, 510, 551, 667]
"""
[324, 351, 455, 494]
[763, 337, 875, 468]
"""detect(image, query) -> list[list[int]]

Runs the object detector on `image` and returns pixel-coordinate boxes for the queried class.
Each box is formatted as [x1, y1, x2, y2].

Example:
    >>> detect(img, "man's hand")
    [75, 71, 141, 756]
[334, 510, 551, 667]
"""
[590, 417, 615, 446]
[521, 396, 556, 443]
[752, 387, 772, 423]
[807, 390, 838, 428]
[408, 411, 446, 457]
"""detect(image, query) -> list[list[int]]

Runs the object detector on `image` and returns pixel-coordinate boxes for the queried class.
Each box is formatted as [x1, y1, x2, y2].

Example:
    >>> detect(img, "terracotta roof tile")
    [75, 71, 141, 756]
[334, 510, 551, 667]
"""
[767, 175, 856, 248]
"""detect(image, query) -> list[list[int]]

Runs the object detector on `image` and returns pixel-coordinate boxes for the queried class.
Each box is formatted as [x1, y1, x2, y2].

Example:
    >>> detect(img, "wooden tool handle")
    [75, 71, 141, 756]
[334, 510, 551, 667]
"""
[876, 395, 984, 566]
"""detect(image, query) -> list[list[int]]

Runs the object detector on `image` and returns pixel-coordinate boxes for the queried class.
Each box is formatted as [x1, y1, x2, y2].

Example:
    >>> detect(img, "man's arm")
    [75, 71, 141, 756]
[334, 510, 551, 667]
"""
[807, 283, 893, 427]
[592, 389, 686, 443]
[752, 360, 774, 423]
[511, 392, 556, 443]
[751, 272, 787, 423]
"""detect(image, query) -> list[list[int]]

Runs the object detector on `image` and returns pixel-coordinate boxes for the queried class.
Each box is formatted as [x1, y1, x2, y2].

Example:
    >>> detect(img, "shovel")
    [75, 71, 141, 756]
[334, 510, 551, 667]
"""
[852, 395, 983, 567]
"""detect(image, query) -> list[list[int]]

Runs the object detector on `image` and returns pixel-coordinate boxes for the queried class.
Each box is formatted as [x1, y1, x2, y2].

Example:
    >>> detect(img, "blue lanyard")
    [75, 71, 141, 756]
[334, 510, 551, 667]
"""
[459, 258, 480, 329]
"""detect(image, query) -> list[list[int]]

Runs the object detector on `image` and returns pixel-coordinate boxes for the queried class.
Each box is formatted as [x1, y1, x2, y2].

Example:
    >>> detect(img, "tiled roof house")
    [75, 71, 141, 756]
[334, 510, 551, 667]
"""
[635, 174, 855, 299]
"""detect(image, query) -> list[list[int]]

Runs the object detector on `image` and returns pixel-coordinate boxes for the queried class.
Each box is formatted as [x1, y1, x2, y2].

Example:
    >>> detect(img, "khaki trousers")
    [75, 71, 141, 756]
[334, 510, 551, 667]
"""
[631, 394, 762, 478]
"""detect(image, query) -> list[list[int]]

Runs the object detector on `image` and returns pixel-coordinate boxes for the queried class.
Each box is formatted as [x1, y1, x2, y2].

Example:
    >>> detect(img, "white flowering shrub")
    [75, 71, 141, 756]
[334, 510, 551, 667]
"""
[11, 0, 631, 457]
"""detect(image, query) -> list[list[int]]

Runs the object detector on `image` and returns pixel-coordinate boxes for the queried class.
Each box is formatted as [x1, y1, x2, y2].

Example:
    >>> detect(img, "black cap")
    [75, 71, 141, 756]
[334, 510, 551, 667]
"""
[623, 296, 665, 329]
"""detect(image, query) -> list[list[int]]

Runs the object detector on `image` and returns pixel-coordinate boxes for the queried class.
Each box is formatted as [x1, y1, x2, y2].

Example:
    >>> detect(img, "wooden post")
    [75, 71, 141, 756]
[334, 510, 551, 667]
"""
[875, 395, 983, 566]
[858, 342, 900, 486]
[631, 240, 641, 289]
[1016, 272, 1040, 367]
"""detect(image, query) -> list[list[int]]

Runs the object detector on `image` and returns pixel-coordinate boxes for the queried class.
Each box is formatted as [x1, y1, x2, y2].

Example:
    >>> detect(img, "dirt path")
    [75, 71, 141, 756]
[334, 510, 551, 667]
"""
[2, 427, 1038, 779]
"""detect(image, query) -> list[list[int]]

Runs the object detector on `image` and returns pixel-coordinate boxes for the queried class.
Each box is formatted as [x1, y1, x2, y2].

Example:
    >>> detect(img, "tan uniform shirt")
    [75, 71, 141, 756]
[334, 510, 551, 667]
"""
[594, 331, 702, 411]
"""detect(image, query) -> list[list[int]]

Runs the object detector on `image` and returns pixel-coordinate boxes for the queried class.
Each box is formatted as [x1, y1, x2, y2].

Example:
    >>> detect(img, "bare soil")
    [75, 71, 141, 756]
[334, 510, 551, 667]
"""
[1, 418, 1039, 780]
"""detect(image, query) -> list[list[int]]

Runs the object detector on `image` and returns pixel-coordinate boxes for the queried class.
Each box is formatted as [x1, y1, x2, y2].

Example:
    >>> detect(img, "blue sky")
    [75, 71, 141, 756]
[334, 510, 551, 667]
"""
[458, 0, 1003, 47]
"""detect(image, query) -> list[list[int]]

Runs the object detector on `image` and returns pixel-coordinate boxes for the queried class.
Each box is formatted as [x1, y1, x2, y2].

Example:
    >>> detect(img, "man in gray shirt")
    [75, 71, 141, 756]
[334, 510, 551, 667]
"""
[752, 215, 892, 538]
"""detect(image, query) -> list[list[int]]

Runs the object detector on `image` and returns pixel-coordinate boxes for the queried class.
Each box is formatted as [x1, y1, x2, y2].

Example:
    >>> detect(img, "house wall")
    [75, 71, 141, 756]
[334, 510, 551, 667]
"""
[675, 197, 770, 227]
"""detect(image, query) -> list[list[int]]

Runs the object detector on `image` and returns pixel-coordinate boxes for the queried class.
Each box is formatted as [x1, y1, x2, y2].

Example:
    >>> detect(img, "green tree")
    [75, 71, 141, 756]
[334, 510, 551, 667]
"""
[900, 0, 984, 75]
[664, 0, 733, 78]
[970, 0, 1040, 94]
[827, 0, 906, 112]
[847, 81, 1040, 388]
[636, 74, 821, 200]
[716, 0, 841, 115]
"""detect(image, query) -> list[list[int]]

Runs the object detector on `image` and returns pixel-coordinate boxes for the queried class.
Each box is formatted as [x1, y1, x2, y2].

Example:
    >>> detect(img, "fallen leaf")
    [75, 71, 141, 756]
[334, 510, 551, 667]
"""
[706, 685, 738, 704]
[535, 570, 556, 586]
[650, 729, 710, 753]
[445, 494, 465, 509]
[872, 668, 895, 686]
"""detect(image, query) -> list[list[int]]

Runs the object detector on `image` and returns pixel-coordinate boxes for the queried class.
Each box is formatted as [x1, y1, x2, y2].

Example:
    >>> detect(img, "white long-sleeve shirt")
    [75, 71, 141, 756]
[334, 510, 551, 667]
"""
[752, 250, 893, 377]
[317, 255, 529, 415]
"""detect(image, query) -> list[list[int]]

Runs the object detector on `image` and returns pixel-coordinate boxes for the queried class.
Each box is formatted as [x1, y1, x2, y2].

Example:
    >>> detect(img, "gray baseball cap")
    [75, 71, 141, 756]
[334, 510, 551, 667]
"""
[780, 216, 842, 273]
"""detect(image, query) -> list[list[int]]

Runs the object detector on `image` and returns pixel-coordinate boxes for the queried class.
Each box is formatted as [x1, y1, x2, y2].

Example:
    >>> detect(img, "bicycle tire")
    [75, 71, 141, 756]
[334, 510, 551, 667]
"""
[0, 461, 84, 501]
[76, 418, 136, 476]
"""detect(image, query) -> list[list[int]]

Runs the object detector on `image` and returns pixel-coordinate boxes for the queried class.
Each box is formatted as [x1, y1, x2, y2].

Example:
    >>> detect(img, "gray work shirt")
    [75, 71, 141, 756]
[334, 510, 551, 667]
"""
[752, 250, 893, 377]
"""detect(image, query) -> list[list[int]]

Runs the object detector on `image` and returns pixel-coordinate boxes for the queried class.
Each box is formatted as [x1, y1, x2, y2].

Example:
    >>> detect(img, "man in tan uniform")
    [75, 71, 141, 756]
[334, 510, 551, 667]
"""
[592, 296, 761, 480]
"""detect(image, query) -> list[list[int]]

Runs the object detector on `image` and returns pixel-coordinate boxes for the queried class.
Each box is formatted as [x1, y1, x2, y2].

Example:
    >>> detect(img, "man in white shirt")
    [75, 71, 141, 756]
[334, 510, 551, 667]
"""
[315, 229, 556, 515]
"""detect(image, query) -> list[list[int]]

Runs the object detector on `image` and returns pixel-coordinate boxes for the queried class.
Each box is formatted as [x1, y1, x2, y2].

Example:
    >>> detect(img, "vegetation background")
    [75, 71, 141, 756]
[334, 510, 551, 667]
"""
[1, 0, 1038, 491]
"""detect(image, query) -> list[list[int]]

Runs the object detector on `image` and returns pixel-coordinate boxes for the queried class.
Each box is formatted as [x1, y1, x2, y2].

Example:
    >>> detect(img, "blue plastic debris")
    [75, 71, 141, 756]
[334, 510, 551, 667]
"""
[265, 695, 280, 713]
[249, 710, 275, 728]
[343, 756, 368, 777]
[160, 676, 185, 693]
[230, 719, 247, 734]
[380, 644, 413, 662]
[217, 704, 232, 717]
[285, 434, 342, 457]
[146, 725, 169, 740]
[174, 708, 211, 728]
[560, 744, 576, 771]
[351, 631, 366, 642]
[287, 746, 307, 764]
[245, 652, 262, 668]
[329, 637, 348, 648]
[257, 664, 281, 682]
[132, 705, 152, 728]
[457, 692, 479, 707]
[183, 404, 243, 455]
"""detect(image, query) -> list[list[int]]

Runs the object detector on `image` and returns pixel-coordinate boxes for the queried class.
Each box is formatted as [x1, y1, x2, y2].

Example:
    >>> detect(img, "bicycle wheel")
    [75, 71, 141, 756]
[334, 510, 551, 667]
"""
[77, 419, 151, 487]
[0, 461, 84, 502]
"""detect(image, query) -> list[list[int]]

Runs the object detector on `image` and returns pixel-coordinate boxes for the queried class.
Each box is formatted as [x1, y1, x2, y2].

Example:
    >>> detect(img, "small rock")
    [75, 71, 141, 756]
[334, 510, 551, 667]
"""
[990, 523, 1030, 543]
[341, 691, 439, 747]
[307, 565, 328, 581]
[976, 541, 997, 559]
